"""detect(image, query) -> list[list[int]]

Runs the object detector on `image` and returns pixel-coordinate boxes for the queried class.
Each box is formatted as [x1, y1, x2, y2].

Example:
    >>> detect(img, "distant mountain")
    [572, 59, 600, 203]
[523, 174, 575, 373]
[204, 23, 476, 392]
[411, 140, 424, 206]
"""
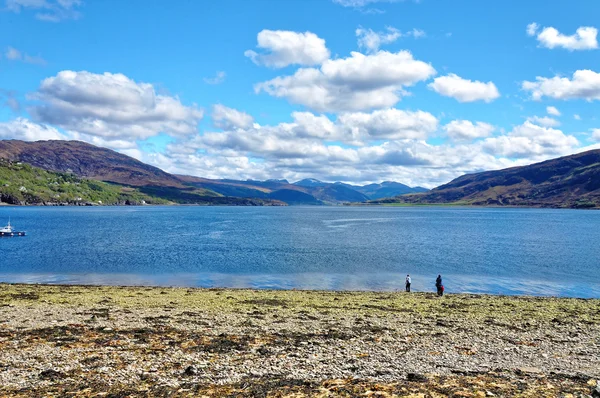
[268, 189, 322, 205]
[351, 181, 428, 200]
[0, 139, 424, 206]
[371, 149, 600, 208]
[293, 178, 328, 188]
[311, 184, 369, 203]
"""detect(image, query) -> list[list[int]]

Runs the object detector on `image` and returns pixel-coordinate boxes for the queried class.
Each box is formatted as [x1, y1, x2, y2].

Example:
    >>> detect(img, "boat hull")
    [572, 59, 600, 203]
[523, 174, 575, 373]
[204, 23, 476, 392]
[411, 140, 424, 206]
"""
[0, 231, 26, 237]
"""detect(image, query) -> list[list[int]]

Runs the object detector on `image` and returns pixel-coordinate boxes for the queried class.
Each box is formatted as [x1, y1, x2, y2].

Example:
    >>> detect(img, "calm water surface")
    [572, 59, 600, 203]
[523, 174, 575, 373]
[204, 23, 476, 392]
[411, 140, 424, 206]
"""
[0, 206, 598, 297]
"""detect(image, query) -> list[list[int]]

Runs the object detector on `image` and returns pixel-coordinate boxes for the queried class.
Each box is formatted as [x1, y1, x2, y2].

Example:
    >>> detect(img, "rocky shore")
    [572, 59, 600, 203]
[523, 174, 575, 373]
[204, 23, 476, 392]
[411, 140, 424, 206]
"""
[0, 284, 598, 397]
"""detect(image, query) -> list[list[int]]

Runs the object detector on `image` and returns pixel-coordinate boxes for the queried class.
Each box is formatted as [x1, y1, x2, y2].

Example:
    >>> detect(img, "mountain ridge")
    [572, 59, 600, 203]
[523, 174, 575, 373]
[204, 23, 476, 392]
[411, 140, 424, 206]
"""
[370, 149, 600, 209]
[0, 140, 423, 205]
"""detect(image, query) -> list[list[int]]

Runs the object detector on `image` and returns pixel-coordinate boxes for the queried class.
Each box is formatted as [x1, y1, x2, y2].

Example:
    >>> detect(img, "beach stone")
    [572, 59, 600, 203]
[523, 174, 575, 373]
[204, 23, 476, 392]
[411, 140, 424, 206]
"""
[516, 367, 542, 375]
[39, 369, 65, 380]
[406, 373, 428, 382]
[592, 384, 600, 398]
[184, 365, 198, 376]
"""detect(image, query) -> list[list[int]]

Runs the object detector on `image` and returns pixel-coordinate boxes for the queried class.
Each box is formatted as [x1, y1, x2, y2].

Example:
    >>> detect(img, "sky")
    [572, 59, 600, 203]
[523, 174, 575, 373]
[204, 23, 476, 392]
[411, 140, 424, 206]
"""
[1, 0, 600, 188]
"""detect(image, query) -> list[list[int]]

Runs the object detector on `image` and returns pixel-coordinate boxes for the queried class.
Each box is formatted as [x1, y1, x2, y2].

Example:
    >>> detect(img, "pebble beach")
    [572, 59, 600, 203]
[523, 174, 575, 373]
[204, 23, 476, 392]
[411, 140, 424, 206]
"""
[0, 284, 599, 397]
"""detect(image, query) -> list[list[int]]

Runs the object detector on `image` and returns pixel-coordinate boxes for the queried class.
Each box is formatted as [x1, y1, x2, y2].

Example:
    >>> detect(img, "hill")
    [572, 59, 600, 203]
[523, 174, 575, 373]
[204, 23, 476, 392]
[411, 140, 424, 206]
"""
[371, 149, 600, 208]
[0, 159, 168, 205]
[0, 140, 185, 188]
[0, 141, 284, 206]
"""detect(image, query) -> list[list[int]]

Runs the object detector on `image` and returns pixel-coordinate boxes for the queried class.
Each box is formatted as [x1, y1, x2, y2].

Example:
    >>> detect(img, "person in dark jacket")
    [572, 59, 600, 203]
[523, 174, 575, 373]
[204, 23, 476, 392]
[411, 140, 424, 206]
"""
[435, 274, 443, 296]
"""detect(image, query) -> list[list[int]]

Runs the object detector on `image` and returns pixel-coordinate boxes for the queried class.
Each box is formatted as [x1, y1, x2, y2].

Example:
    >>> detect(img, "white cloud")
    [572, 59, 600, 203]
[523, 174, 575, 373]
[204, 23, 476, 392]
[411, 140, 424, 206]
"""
[244, 30, 330, 68]
[592, 129, 600, 142]
[522, 69, 600, 101]
[212, 104, 254, 130]
[526, 115, 560, 128]
[409, 28, 426, 38]
[428, 73, 500, 103]
[0, 118, 65, 141]
[356, 26, 401, 53]
[29, 70, 203, 141]
[290, 112, 337, 140]
[203, 71, 226, 85]
[546, 106, 561, 116]
[6, 0, 82, 21]
[482, 121, 578, 159]
[574, 114, 582, 120]
[443, 120, 494, 141]
[337, 108, 438, 141]
[526, 22, 539, 37]
[255, 50, 436, 112]
[355, 26, 425, 53]
[4, 46, 46, 65]
[528, 23, 598, 51]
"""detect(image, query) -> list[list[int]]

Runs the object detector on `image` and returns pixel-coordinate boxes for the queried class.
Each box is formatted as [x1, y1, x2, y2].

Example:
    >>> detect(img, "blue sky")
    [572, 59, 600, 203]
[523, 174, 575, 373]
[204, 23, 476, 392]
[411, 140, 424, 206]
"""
[1, 0, 600, 187]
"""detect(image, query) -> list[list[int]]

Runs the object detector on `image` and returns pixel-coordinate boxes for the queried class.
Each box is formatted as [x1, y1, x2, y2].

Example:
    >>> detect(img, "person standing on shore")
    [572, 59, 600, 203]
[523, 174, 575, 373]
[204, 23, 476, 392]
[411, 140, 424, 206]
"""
[405, 275, 411, 292]
[435, 274, 443, 296]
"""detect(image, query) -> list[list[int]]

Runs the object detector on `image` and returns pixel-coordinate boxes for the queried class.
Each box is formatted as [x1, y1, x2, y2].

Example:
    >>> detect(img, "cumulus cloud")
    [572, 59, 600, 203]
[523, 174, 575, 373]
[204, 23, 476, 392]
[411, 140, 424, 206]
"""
[574, 114, 582, 120]
[290, 112, 338, 140]
[527, 23, 598, 51]
[203, 71, 226, 85]
[546, 106, 561, 116]
[0, 118, 65, 141]
[428, 73, 500, 103]
[443, 120, 494, 141]
[212, 104, 254, 130]
[244, 30, 330, 68]
[522, 69, 600, 101]
[4, 46, 46, 65]
[355, 26, 425, 53]
[526, 115, 560, 128]
[149, 106, 533, 189]
[29, 70, 203, 141]
[6, 0, 82, 21]
[337, 108, 438, 141]
[591, 129, 600, 142]
[482, 121, 578, 159]
[255, 50, 436, 112]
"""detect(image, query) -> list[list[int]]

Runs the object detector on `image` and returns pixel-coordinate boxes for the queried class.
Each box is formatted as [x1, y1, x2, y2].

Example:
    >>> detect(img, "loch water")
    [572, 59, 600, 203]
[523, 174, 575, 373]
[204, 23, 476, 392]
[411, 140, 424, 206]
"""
[0, 206, 598, 298]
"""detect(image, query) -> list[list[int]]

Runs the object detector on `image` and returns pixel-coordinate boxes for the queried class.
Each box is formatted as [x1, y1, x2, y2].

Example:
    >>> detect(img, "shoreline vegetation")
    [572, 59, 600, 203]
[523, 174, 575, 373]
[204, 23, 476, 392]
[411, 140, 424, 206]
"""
[0, 284, 598, 396]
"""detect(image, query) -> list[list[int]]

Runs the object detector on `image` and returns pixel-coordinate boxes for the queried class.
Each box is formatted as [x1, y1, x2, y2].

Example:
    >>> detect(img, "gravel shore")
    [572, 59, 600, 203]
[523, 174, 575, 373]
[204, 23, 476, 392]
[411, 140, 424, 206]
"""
[0, 284, 599, 397]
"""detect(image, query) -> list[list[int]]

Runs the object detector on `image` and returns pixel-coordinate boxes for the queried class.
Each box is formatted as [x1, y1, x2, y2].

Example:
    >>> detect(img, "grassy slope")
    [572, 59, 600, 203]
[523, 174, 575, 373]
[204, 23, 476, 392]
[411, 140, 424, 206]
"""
[0, 160, 168, 205]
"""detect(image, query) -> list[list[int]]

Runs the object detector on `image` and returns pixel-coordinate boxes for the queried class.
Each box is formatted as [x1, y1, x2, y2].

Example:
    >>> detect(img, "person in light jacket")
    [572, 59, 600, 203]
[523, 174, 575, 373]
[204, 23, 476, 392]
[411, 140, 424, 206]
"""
[405, 274, 411, 292]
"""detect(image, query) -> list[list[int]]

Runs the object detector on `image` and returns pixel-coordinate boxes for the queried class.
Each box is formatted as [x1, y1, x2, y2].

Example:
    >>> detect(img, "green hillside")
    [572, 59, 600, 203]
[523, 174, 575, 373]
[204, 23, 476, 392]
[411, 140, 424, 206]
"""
[0, 160, 168, 205]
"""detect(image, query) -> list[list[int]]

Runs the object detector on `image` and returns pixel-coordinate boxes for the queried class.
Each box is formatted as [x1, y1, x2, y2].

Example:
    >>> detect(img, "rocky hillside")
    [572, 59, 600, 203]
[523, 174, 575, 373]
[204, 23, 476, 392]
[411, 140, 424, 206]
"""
[373, 149, 600, 208]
